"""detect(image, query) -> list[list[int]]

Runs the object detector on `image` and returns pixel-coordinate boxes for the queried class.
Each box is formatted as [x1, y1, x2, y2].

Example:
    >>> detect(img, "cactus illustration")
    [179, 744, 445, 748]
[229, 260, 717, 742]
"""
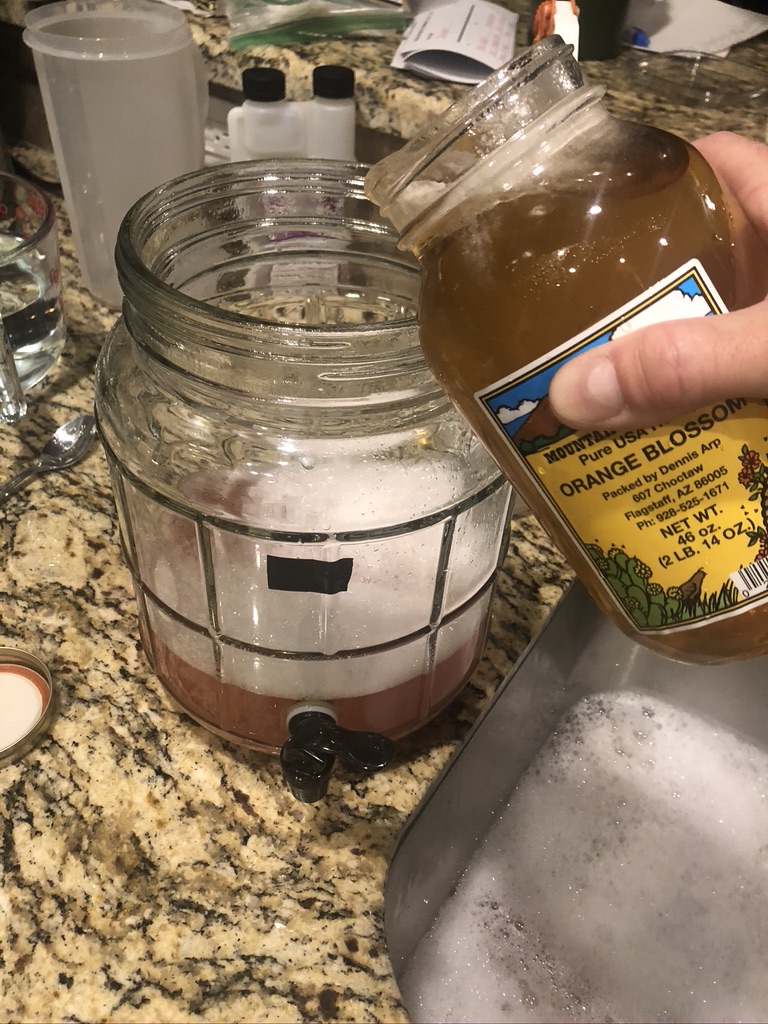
[586, 544, 681, 627]
[586, 544, 733, 627]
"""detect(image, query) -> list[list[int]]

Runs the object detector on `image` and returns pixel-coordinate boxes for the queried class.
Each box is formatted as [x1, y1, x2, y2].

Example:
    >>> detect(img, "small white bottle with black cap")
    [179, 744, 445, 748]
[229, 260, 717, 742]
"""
[227, 66, 304, 162]
[305, 65, 357, 161]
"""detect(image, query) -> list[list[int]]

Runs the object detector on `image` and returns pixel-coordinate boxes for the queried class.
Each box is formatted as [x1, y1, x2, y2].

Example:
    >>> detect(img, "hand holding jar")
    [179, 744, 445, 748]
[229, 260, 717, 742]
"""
[549, 132, 768, 431]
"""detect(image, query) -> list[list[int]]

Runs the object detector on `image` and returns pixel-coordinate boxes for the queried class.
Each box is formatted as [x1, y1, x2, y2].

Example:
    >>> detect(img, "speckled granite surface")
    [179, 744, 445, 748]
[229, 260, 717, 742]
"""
[1, 2, 768, 1021]
[0, 190, 570, 1022]
[5, 0, 767, 144]
[146, 3, 768, 146]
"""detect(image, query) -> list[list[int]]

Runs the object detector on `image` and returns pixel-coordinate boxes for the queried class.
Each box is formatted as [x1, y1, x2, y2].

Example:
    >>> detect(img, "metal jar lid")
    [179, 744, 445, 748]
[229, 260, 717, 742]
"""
[0, 647, 55, 767]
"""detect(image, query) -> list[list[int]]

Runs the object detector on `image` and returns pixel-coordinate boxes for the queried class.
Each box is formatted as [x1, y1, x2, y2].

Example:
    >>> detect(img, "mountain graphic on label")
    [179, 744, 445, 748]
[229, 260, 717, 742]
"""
[479, 279, 715, 451]
[511, 396, 574, 455]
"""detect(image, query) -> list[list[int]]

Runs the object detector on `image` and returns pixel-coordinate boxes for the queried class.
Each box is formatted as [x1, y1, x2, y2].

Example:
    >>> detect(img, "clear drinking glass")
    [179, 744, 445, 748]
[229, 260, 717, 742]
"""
[0, 172, 66, 421]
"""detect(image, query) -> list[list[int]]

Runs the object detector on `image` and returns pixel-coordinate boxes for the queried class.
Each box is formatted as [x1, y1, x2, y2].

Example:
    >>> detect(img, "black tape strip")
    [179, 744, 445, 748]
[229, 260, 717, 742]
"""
[267, 555, 354, 594]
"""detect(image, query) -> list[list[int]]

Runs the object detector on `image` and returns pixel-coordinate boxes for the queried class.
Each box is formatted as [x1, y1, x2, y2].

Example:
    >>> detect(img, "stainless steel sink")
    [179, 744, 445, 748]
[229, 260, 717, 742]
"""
[385, 582, 768, 1023]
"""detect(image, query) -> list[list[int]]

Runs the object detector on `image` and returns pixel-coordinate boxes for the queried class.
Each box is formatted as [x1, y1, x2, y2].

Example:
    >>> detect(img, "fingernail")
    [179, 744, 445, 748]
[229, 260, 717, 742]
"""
[551, 356, 624, 426]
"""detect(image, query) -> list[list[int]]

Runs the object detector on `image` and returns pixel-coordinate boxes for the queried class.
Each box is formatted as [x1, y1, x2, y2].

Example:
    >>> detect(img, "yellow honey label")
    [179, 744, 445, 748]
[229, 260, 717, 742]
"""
[477, 260, 768, 633]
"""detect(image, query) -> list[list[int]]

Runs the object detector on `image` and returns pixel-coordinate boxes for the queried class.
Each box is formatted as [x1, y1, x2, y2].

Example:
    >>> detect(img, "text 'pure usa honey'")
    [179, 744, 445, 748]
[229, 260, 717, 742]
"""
[365, 36, 768, 664]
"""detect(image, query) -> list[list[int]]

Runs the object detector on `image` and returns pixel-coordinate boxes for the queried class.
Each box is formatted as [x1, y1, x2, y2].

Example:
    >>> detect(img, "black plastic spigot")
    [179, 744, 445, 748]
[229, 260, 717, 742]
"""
[280, 709, 396, 803]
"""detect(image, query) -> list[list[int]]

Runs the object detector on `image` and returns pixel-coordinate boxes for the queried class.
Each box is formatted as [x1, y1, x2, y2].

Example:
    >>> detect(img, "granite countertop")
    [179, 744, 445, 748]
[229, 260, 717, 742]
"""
[0, 187, 570, 1024]
[1, 2, 768, 1022]
[4, 0, 768, 144]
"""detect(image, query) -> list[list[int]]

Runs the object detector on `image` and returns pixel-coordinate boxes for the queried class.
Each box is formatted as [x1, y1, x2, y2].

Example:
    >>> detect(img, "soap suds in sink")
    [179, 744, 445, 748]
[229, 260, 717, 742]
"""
[399, 691, 768, 1024]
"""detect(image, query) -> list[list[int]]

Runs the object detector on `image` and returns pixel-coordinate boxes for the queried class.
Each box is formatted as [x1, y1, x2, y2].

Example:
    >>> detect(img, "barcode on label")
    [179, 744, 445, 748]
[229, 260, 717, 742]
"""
[730, 558, 768, 599]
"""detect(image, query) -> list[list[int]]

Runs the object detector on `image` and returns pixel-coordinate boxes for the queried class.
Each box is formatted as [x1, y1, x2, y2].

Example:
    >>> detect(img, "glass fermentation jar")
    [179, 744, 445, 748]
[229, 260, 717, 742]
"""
[95, 162, 513, 762]
[366, 37, 768, 665]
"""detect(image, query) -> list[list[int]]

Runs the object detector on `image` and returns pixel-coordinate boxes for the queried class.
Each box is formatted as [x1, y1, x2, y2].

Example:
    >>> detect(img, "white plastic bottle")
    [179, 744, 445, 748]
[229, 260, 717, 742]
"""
[305, 65, 356, 161]
[227, 66, 304, 161]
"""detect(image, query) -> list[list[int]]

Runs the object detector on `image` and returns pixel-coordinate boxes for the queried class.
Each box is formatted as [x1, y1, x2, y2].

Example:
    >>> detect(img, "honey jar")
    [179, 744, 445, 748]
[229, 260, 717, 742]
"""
[366, 37, 768, 664]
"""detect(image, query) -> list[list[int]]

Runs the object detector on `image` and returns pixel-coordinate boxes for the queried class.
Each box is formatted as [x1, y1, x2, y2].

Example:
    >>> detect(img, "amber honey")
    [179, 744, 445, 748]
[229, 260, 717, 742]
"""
[367, 41, 768, 663]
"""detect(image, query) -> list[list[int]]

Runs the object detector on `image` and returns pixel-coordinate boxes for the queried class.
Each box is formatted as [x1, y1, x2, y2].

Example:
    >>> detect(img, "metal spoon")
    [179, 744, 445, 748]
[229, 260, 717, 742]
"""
[0, 413, 99, 506]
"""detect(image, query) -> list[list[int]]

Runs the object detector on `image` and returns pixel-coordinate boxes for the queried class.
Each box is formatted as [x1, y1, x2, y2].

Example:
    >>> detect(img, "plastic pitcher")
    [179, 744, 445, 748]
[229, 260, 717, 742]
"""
[24, 0, 207, 309]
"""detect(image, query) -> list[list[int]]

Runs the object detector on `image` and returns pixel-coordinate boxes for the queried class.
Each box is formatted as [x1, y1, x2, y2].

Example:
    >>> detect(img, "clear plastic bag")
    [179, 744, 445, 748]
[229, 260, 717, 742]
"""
[223, 0, 406, 47]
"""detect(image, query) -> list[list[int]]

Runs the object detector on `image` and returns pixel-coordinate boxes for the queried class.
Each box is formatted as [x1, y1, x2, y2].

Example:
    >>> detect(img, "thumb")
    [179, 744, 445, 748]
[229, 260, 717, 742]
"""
[549, 299, 768, 430]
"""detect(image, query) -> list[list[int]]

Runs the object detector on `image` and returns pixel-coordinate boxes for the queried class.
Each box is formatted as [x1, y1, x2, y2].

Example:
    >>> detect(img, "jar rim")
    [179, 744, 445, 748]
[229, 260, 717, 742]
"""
[364, 37, 590, 233]
[115, 160, 422, 349]
[23, 0, 191, 59]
